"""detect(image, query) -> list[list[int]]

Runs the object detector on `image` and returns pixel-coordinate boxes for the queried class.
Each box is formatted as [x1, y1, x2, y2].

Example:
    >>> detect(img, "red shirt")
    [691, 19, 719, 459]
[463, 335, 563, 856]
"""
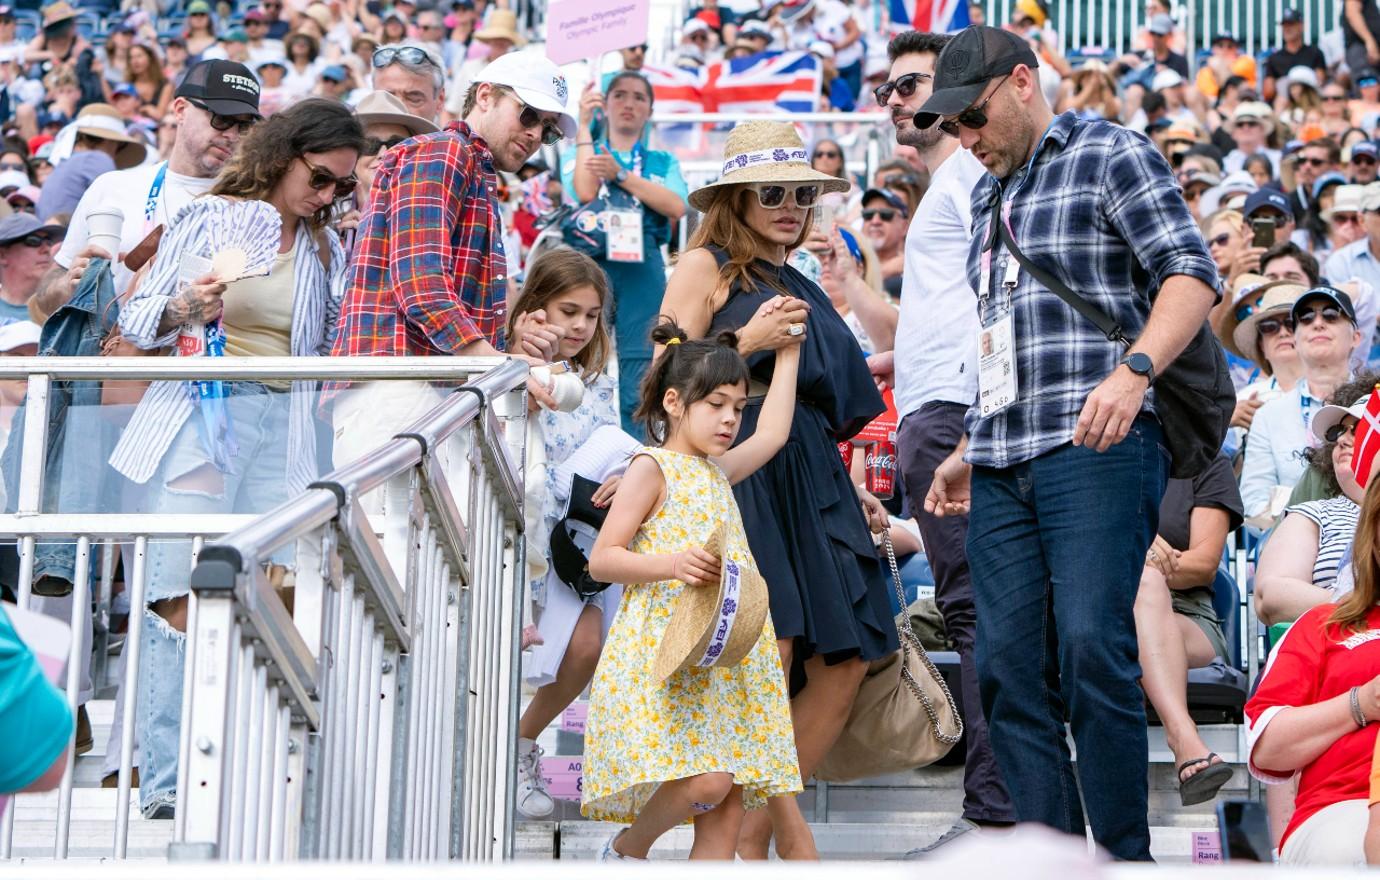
[1246, 604, 1380, 848]
[332, 121, 509, 360]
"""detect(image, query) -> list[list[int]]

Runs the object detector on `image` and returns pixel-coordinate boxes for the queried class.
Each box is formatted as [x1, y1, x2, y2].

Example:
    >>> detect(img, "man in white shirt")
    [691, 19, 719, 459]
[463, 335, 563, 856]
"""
[36, 60, 262, 314]
[1240, 286, 1359, 517]
[870, 29, 1015, 855]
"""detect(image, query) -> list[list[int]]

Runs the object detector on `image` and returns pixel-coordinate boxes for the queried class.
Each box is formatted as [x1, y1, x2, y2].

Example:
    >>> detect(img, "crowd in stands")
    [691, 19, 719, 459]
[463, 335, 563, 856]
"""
[6, 0, 1380, 869]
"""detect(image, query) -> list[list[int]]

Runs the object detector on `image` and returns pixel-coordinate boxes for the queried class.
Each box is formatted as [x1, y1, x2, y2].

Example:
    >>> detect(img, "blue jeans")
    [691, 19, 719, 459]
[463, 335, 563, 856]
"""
[137, 385, 293, 812]
[966, 416, 1167, 861]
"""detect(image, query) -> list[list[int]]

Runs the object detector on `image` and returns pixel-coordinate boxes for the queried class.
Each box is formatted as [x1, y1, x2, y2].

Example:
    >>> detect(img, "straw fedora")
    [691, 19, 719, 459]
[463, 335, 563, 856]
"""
[474, 9, 527, 46]
[353, 89, 438, 136]
[41, 0, 78, 27]
[688, 120, 851, 212]
[73, 104, 147, 169]
[652, 525, 769, 680]
[1221, 276, 1305, 365]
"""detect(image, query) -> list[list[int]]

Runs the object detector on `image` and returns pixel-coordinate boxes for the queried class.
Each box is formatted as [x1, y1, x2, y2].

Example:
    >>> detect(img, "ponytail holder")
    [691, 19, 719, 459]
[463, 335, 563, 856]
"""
[666, 338, 682, 346]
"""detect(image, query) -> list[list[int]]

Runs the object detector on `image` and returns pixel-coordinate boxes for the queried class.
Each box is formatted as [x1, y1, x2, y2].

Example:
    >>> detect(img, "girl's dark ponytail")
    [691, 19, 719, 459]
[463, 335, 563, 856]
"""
[633, 318, 750, 445]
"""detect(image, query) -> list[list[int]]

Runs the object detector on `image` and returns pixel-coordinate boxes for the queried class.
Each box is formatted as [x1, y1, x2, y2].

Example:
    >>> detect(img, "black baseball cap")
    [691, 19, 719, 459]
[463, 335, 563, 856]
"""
[1243, 188, 1294, 220]
[862, 188, 909, 214]
[913, 26, 1039, 130]
[1280, 8, 1302, 24]
[1291, 286, 1357, 325]
[175, 59, 262, 118]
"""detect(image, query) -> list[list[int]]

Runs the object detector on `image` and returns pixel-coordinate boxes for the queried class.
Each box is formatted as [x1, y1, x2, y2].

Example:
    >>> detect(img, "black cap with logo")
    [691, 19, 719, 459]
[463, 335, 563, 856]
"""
[912, 26, 1039, 130]
[176, 59, 262, 118]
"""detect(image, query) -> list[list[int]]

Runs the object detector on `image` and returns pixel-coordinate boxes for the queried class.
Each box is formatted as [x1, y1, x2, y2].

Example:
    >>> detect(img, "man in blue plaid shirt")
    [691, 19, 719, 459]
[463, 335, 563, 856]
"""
[918, 26, 1220, 861]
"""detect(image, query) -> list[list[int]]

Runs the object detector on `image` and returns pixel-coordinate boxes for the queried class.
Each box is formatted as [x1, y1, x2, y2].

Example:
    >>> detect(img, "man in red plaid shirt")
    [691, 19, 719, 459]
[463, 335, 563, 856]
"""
[332, 50, 576, 476]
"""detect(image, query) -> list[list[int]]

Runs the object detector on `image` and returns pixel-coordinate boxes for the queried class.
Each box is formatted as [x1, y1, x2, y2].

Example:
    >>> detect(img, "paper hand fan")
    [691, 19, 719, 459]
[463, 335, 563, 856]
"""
[203, 199, 282, 283]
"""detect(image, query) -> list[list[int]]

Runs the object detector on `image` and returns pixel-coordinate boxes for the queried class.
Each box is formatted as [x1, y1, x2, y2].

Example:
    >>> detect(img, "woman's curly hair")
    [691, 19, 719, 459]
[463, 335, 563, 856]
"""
[209, 98, 366, 231]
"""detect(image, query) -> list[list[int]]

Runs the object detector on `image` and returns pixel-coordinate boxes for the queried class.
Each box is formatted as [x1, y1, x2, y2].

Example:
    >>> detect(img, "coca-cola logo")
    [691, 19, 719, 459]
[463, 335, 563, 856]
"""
[865, 451, 896, 469]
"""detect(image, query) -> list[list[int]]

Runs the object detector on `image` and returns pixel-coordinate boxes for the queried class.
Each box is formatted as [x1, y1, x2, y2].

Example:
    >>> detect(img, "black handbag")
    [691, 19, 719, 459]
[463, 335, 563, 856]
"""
[995, 219, 1234, 480]
[549, 474, 613, 599]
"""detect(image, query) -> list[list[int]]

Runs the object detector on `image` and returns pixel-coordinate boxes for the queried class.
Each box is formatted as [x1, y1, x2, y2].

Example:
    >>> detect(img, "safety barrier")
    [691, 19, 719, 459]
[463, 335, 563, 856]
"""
[0, 356, 528, 863]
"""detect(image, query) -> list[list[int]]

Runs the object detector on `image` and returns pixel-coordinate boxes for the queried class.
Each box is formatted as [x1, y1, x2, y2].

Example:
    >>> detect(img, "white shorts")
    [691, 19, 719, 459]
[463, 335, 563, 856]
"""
[1280, 798, 1368, 867]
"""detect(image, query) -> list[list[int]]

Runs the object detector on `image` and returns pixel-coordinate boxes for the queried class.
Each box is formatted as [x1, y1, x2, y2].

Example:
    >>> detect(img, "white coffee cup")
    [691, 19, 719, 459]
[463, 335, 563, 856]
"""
[85, 206, 125, 260]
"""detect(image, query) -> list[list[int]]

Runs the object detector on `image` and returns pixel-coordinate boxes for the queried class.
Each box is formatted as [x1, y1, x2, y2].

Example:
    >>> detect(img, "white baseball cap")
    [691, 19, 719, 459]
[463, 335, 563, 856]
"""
[0, 321, 40, 352]
[473, 51, 577, 138]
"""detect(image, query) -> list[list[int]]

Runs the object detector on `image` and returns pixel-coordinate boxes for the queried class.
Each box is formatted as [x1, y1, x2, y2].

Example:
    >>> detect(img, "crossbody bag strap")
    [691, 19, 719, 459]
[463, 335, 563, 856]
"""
[995, 216, 1128, 346]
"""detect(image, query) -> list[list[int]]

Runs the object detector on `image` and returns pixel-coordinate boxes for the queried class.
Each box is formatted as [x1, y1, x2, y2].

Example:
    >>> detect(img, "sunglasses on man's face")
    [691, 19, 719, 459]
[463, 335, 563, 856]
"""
[188, 98, 257, 134]
[15, 234, 52, 249]
[301, 156, 358, 197]
[1356, 155, 1378, 166]
[1332, 212, 1362, 226]
[1323, 94, 1348, 102]
[503, 92, 563, 146]
[938, 74, 1009, 137]
[1298, 156, 1329, 167]
[873, 71, 932, 106]
[862, 208, 899, 222]
[365, 135, 407, 155]
[749, 182, 821, 209]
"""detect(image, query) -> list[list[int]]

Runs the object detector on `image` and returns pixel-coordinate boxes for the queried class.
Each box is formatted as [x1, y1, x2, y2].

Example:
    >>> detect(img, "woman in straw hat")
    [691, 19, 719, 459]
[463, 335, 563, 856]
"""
[660, 119, 897, 860]
[24, 1, 88, 73]
[1217, 275, 1306, 435]
[582, 321, 804, 860]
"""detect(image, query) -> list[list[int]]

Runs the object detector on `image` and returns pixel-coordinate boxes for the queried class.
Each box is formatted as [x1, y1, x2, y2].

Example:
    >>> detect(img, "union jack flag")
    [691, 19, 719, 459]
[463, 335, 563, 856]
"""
[889, 0, 971, 34]
[703, 50, 822, 114]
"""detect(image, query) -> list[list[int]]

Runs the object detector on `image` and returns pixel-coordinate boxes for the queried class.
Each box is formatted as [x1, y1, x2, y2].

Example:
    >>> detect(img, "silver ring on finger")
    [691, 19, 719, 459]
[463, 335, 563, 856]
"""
[786, 323, 805, 337]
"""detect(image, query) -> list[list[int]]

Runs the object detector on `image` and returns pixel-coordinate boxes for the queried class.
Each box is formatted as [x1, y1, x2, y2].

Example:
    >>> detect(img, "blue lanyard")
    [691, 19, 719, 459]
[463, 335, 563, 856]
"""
[143, 162, 168, 225]
[1301, 390, 1316, 432]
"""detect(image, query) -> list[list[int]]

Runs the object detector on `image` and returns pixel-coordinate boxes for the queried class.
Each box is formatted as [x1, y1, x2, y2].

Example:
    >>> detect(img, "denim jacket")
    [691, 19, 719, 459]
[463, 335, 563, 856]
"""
[1, 259, 119, 585]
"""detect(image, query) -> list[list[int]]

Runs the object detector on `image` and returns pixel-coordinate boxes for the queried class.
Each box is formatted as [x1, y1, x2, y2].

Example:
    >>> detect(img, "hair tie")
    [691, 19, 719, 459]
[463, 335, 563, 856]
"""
[666, 337, 682, 346]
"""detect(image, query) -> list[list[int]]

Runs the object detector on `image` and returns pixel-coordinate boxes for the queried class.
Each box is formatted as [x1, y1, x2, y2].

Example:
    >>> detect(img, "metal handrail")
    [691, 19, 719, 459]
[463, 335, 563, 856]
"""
[0, 355, 516, 381]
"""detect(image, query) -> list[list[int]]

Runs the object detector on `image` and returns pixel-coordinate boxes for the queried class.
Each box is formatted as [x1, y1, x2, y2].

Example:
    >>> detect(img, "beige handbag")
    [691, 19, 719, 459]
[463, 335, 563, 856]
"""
[814, 533, 964, 782]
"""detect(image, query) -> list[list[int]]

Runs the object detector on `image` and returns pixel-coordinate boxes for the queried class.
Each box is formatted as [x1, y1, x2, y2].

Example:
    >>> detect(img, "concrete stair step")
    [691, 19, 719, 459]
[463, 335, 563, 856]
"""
[521, 820, 1219, 863]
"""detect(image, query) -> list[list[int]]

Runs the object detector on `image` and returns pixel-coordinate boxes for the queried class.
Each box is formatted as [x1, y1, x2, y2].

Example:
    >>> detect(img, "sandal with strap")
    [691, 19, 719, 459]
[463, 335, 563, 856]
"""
[1178, 752, 1233, 806]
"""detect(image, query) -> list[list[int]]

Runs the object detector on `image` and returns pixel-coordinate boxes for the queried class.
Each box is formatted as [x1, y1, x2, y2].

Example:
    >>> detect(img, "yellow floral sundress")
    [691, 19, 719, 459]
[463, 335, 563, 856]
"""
[581, 447, 802, 822]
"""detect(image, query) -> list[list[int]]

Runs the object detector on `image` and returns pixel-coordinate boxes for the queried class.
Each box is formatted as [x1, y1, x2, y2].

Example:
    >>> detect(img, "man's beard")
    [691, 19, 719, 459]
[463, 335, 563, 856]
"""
[896, 120, 944, 150]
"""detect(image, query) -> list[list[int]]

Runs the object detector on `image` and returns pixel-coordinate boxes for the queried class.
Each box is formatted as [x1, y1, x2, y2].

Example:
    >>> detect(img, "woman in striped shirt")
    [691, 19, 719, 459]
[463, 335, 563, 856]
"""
[107, 98, 365, 821]
[1256, 374, 1377, 629]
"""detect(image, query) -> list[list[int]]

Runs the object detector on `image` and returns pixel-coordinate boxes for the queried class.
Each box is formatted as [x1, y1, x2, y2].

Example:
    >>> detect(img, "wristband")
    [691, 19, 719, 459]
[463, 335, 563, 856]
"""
[576, 141, 594, 146]
[1351, 686, 1369, 728]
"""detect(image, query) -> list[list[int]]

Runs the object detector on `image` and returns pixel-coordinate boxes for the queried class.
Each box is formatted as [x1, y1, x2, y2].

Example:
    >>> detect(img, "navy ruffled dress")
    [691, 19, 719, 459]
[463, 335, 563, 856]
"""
[705, 248, 899, 672]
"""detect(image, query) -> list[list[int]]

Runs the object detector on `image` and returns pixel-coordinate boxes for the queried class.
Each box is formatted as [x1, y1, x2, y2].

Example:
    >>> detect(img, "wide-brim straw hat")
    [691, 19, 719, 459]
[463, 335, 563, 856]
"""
[688, 120, 850, 212]
[1221, 276, 1306, 365]
[354, 89, 438, 136]
[73, 103, 147, 169]
[41, 0, 78, 27]
[652, 525, 768, 680]
[474, 9, 527, 46]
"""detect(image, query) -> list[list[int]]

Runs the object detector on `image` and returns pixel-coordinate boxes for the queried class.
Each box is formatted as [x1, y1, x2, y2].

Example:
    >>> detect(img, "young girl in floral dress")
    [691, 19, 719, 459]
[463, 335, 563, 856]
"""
[584, 320, 803, 860]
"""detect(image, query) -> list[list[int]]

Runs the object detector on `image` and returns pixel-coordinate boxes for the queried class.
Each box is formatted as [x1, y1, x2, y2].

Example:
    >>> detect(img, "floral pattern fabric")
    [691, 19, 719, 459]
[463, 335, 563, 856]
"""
[581, 447, 802, 822]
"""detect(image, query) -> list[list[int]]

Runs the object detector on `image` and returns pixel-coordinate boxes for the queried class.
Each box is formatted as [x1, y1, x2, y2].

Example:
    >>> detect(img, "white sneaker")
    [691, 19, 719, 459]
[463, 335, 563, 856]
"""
[599, 830, 644, 861]
[516, 737, 555, 819]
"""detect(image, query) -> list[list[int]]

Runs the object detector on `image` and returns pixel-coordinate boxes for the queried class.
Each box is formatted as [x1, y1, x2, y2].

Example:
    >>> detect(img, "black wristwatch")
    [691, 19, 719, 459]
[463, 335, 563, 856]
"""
[1121, 352, 1155, 385]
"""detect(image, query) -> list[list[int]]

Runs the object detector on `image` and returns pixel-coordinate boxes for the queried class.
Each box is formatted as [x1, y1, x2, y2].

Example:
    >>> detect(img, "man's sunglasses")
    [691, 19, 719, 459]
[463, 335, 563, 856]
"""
[301, 156, 358, 197]
[365, 135, 407, 155]
[1325, 419, 1359, 443]
[862, 208, 899, 222]
[1323, 94, 1348, 102]
[13, 234, 52, 248]
[1295, 305, 1347, 326]
[187, 98, 257, 133]
[1356, 155, 1378, 165]
[873, 71, 931, 106]
[749, 182, 821, 209]
[501, 90, 563, 146]
[938, 74, 1010, 137]
[1332, 212, 1362, 225]
[1298, 156, 1329, 167]
[372, 46, 440, 70]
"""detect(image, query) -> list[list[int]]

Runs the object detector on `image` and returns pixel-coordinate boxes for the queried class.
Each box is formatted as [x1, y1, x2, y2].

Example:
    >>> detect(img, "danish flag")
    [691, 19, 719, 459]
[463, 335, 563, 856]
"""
[1351, 386, 1380, 488]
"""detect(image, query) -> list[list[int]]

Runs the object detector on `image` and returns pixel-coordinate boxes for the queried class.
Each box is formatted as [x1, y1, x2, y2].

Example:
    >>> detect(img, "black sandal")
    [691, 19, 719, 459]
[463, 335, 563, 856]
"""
[1178, 753, 1233, 806]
